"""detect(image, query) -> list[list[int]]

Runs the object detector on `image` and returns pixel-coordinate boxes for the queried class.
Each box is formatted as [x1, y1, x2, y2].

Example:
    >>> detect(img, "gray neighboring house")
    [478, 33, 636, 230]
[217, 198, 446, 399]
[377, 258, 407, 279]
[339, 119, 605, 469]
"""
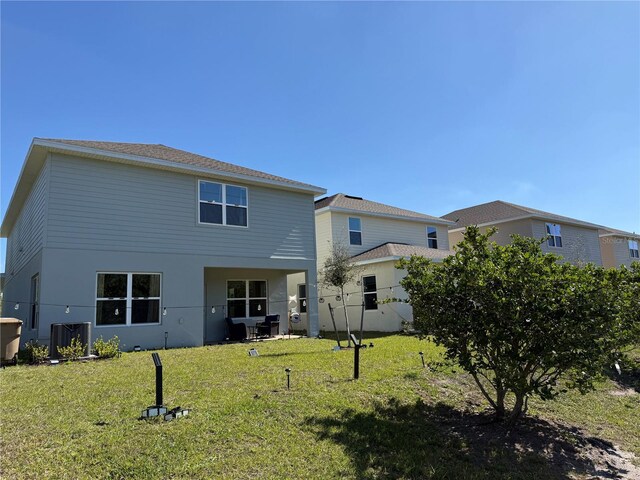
[1, 138, 325, 350]
[442, 200, 604, 266]
[598, 227, 640, 268]
[289, 193, 454, 333]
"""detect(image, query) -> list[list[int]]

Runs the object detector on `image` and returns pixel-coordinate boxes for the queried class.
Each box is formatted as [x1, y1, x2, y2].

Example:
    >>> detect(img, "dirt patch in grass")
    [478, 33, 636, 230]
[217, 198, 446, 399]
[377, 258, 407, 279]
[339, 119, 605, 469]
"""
[306, 398, 639, 479]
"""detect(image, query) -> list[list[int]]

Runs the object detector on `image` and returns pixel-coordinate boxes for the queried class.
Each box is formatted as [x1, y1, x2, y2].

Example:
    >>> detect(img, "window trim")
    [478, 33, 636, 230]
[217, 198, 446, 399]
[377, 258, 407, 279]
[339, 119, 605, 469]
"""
[349, 217, 362, 246]
[95, 272, 162, 328]
[362, 275, 378, 311]
[197, 179, 249, 228]
[427, 226, 438, 249]
[297, 283, 307, 314]
[545, 223, 563, 248]
[226, 279, 268, 319]
[629, 240, 639, 259]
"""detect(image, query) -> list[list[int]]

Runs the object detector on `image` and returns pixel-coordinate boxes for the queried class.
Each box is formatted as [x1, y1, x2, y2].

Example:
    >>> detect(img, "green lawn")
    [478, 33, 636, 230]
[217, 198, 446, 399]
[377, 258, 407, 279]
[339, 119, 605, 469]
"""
[1, 334, 638, 479]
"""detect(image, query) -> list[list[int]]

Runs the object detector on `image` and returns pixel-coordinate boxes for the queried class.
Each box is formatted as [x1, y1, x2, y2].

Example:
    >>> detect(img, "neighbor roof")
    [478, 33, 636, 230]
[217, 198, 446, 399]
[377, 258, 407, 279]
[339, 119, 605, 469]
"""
[442, 200, 604, 231]
[598, 227, 639, 239]
[351, 242, 453, 264]
[315, 193, 452, 225]
[1, 138, 326, 236]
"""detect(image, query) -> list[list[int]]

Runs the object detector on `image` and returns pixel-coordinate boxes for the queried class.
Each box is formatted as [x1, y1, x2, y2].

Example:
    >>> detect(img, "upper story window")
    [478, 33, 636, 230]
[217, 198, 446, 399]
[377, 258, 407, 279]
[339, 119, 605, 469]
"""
[96, 273, 161, 326]
[199, 180, 248, 227]
[427, 226, 438, 249]
[629, 240, 639, 258]
[362, 275, 378, 310]
[546, 223, 562, 248]
[349, 217, 362, 245]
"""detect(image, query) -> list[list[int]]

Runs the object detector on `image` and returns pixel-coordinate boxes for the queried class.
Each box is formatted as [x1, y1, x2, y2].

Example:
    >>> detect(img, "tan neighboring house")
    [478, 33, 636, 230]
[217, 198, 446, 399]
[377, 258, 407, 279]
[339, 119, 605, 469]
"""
[442, 200, 604, 266]
[289, 194, 454, 333]
[598, 227, 640, 268]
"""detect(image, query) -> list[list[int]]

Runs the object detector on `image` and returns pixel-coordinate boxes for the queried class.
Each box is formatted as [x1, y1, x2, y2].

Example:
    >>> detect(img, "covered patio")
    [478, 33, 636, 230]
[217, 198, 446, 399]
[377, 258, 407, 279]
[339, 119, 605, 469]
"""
[203, 266, 317, 344]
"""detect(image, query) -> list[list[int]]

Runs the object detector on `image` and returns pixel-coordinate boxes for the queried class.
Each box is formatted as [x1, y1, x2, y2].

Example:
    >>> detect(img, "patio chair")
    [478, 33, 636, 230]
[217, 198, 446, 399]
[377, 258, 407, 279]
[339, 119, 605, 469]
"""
[225, 317, 247, 341]
[256, 314, 280, 338]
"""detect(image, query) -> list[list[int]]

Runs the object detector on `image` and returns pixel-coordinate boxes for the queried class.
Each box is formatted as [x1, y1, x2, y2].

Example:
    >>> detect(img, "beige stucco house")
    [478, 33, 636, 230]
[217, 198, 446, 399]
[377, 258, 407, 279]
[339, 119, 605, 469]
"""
[442, 200, 604, 266]
[288, 194, 454, 334]
[598, 228, 640, 268]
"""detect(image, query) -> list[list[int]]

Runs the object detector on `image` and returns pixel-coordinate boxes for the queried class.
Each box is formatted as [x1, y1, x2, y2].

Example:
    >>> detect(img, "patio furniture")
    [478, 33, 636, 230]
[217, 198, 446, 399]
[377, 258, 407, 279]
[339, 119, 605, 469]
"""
[256, 314, 280, 338]
[225, 317, 247, 341]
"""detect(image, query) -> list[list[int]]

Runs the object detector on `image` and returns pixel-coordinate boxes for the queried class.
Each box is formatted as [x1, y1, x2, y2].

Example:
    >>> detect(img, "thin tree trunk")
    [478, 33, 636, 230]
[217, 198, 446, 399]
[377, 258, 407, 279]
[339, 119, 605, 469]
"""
[358, 301, 365, 345]
[495, 378, 506, 421]
[341, 285, 352, 347]
[327, 303, 341, 347]
[470, 372, 499, 413]
[507, 393, 526, 426]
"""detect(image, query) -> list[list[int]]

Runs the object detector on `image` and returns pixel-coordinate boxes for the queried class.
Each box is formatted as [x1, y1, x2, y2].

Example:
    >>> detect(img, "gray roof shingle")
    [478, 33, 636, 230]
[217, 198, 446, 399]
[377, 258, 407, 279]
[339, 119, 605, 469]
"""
[39, 138, 323, 191]
[316, 193, 448, 223]
[351, 242, 453, 263]
[442, 200, 604, 230]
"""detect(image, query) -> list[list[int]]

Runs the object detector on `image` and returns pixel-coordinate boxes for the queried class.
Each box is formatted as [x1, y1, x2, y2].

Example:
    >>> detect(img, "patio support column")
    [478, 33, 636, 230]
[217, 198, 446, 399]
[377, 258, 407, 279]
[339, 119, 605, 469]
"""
[306, 268, 320, 337]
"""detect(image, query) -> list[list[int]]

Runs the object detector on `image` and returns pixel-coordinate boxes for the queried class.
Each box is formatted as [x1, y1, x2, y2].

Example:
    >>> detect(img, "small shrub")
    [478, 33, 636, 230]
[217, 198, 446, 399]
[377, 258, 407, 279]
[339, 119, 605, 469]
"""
[93, 336, 120, 358]
[24, 340, 49, 364]
[57, 335, 86, 361]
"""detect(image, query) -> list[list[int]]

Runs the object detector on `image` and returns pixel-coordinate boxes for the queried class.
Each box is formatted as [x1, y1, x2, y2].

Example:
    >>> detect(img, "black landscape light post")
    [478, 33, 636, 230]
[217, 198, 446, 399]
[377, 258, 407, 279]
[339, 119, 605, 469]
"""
[350, 334, 361, 380]
[152, 352, 163, 407]
[285, 368, 291, 390]
[419, 351, 425, 368]
[164, 332, 168, 350]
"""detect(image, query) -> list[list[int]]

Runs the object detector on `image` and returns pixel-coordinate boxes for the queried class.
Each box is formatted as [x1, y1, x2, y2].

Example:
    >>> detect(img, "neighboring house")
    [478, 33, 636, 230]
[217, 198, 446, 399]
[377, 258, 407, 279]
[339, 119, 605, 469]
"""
[442, 200, 604, 266]
[289, 194, 454, 333]
[1, 138, 325, 350]
[598, 227, 640, 268]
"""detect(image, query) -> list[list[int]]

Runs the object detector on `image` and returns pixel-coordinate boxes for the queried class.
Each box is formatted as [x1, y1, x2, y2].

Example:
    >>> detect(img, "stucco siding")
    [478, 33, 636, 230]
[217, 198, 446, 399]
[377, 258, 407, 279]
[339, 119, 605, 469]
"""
[4, 160, 48, 277]
[532, 220, 602, 265]
[317, 260, 403, 332]
[35, 247, 317, 350]
[46, 153, 317, 260]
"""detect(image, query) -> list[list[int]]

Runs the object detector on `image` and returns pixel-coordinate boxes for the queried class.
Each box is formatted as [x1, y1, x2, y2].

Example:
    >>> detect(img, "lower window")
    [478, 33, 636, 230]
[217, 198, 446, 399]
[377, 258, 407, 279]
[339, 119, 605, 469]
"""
[96, 273, 161, 326]
[362, 275, 378, 310]
[227, 280, 267, 318]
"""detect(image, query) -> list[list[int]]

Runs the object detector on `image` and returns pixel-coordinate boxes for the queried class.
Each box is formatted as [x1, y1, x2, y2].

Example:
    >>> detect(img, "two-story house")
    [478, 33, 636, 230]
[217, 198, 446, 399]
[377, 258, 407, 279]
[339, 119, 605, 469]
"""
[442, 200, 604, 266]
[289, 194, 454, 333]
[1, 138, 325, 350]
[598, 227, 640, 268]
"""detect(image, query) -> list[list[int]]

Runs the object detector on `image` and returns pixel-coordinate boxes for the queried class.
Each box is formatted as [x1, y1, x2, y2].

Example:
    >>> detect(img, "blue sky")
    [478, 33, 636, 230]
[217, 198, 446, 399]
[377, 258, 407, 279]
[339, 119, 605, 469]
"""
[1, 1, 639, 270]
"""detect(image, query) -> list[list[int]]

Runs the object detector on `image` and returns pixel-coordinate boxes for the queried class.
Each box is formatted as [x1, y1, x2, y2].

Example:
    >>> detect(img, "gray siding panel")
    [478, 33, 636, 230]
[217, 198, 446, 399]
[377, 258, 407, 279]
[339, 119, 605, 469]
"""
[532, 220, 602, 266]
[46, 154, 316, 259]
[329, 212, 448, 257]
[5, 161, 48, 276]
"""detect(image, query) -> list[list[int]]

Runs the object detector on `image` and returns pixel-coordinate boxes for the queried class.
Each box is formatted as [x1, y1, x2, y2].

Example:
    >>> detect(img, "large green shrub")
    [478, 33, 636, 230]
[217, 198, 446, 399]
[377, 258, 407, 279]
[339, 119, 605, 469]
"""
[398, 226, 637, 424]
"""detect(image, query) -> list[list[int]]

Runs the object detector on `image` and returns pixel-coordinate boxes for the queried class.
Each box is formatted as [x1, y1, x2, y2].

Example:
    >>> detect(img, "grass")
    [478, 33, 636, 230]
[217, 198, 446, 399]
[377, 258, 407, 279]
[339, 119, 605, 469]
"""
[0, 334, 638, 479]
